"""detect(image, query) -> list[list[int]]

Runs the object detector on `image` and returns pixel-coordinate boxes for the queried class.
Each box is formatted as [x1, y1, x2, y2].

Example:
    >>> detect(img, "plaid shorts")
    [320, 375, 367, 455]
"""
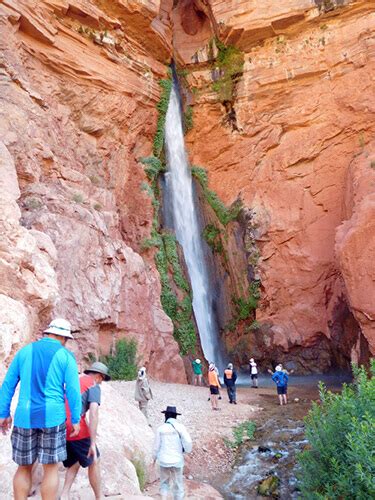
[11, 422, 67, 465]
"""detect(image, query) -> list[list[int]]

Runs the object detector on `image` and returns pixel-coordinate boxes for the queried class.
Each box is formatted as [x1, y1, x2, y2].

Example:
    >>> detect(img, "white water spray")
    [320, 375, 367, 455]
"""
[164, 83, 224, 368]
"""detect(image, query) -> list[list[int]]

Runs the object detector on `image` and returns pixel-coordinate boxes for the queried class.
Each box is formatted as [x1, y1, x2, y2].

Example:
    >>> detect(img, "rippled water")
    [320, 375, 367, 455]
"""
[223, 419, 307, 499]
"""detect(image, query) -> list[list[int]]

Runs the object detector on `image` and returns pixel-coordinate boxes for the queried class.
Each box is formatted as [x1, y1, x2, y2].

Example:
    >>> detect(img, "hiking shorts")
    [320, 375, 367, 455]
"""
[63, 437, 100, 468]
[210, 385, 219, 395]
[11, 422, 67, 465]
[251, 374, 258, 380]
[277, 385, 287, 395]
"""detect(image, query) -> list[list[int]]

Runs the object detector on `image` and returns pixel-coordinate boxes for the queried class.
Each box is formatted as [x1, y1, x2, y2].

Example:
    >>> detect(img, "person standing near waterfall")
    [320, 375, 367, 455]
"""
[224, 363, 237, 404]
[208, 363, 221, 410]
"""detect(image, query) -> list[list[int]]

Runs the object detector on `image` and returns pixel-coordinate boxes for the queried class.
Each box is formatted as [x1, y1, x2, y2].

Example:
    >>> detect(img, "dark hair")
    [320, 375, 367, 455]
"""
[164, 411, 177, 421]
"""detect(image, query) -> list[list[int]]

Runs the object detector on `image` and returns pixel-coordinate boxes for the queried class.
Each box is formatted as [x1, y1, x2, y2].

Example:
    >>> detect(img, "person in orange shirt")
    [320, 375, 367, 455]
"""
[208, 363, 221, 411]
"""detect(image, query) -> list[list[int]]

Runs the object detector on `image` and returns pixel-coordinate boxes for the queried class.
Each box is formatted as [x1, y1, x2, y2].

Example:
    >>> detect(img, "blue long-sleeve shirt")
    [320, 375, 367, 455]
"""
[0, 337, 81, 428]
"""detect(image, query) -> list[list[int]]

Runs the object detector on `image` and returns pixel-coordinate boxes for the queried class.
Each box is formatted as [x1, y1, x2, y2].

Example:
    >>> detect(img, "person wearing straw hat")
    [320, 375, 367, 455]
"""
[0, 318, 81, 500]
[191, 358, 203, 386]
[61, 361, 110, 500]
[153, 406, 192, 499]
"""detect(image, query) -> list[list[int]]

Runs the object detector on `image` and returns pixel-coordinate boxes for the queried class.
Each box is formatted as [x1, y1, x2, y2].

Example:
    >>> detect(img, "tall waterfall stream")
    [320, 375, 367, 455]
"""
[164, 82, 224, 369]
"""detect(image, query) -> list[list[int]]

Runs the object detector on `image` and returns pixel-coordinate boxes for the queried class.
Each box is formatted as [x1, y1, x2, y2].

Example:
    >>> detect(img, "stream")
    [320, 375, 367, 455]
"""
[218, 374, 351, 499]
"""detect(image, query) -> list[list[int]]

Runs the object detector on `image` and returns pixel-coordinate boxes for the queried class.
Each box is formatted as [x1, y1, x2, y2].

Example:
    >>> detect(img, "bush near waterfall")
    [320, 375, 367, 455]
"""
[191, 166, 242, 225]
[100, 338, 138, 381]
[298, 361, 375, 499]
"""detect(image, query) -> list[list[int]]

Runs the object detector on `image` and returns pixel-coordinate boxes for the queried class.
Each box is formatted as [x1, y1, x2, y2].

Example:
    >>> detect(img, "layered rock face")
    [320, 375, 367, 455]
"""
[0, 0, 374, 376]
[175, 0, 375, 370]
[0, 0, 186, 382]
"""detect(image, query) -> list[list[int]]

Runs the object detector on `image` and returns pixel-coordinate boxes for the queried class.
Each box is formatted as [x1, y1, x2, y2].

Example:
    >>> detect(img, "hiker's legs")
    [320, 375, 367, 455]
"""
[278, 394, 283, 405]
[41, 463, 59, 500]
[139, 401, 149, 420]
[197, 374, 203, 386]
[14, 464, 33, 500]
[226, 386, 232, 402]
[160, 466, 172, 499]
[171, 466, 184, 500]
[253, 376, 258, 388]
[61, 461, 80, 499]
[232, 386, 237, 403]
[211, 394, 218, 409]
[283, 393, 288, 405]
[88, 459, 102, 499]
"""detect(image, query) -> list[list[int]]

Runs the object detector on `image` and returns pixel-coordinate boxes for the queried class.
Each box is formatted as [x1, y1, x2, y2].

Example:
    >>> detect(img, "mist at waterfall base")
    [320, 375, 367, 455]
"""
[162, 82, 226, 372]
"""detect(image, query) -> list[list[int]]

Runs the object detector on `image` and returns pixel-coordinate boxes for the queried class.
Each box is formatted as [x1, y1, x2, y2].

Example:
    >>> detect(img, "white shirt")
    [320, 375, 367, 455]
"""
[250, 361, 258, 375]
[153, 418, 192, 468]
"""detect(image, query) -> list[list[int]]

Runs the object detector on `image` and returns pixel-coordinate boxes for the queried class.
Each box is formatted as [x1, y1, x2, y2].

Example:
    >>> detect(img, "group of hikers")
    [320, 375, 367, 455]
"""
[0, 318, 192, 500]
[191, 357, 292, 408]
[0, 316, 292, 500]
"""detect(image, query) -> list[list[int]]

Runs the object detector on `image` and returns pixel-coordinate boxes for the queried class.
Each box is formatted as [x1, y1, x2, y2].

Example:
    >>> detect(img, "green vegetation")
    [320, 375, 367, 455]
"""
[233, 281, 260, 321]
[93, 203, 102, 211]
[184, 105, 193, 133]
[155, 233, 196, 355]
[225, 420, 256, 449]
[153, 78, 172, 158]
[298, 361, 375, 499]
[202, 224, 224, 254]
[191, 166, 242, 225]
[225, 281, 261, 332]
[211, 38, 244, 102]
[24, 197, 43, 210]
[101, 339, 138, 381]
[72, 192, 84, 204]
[131, 456, 147, 491]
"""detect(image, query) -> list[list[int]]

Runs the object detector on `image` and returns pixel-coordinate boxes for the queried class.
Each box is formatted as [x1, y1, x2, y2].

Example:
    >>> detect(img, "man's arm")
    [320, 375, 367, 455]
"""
[0, 352, 20, 433]
[64, 352, 81, 435]
[153, 428, 161, 461]
[87, 402, 99, 460]
[179, 425, 192, 454]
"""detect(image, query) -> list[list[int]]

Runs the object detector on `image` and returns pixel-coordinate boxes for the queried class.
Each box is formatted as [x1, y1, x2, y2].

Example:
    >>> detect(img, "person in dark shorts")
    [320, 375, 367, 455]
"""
[0, 318, 81, 500]
[271, 365, 289, 405]
[224, 363, 238, 404]
[61, 361, 110, 500]
[249, 358, 258, 388]
[208, 363, 221, 410]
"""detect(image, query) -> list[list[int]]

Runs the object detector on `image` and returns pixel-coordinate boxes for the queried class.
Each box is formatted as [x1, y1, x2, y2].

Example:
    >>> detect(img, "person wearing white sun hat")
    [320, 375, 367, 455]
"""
[0, 318, 81, 500]
[191, 358, 203, 386]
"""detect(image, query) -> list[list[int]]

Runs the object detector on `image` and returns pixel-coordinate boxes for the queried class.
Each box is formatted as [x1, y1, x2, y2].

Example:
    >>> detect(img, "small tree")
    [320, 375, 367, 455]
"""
[298, 360, 375, 498]
[101, 338, 138, 381]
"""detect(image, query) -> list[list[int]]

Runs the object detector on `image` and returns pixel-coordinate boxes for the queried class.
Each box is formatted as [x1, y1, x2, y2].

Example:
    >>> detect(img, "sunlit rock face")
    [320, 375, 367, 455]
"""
[0, 0, 186, 383]
[0, 0, 373, 377]
[175, 0, 375, 370]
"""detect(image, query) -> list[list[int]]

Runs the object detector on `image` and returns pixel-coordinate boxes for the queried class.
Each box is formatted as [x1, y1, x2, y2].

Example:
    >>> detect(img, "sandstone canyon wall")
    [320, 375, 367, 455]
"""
[177, 0, 375, 370]
[0, 0, 186, 382]
[0, 0, 374, 377]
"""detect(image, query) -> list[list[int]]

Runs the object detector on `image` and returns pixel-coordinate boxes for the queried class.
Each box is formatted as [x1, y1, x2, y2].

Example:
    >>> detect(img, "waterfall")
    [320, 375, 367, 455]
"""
[164, 82, 225, 369]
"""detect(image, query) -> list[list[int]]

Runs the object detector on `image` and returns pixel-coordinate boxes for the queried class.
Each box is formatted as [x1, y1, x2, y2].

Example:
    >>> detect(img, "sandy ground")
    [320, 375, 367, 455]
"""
[114, 378, 321, 497]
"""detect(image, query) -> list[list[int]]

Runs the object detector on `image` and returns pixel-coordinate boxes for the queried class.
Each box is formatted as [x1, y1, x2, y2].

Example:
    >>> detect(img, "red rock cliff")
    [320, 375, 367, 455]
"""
[0, 0, 374, 377]
[176, 0, 375, 370]
[0, 0, 186, 382]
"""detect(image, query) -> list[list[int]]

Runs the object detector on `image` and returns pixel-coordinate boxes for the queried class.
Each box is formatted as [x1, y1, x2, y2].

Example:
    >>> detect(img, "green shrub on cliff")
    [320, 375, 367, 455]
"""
[212, 39, 244, 102]
[153, 78, 172, 158]
[191, 166, 242, 225]
[101, 339, 138, 380]
[298, 361, 375, 498]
